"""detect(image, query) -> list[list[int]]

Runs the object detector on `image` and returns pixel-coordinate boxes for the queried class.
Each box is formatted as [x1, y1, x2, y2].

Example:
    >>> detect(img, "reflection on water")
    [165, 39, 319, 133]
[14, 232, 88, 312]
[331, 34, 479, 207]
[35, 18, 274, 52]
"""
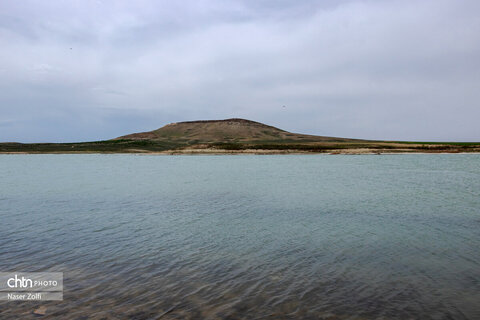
[0, 154, 479, 319]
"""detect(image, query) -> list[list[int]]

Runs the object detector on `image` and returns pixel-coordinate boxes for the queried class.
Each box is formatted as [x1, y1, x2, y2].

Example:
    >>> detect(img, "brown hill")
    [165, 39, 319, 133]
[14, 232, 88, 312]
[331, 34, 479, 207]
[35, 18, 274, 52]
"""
[116, 118, 353, 144]
[2, 118, 479, 153]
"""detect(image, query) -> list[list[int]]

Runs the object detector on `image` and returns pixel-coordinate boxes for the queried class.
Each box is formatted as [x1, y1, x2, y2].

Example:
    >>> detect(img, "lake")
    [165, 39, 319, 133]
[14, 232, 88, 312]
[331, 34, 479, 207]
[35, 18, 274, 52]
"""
[0, 154, 479, 319]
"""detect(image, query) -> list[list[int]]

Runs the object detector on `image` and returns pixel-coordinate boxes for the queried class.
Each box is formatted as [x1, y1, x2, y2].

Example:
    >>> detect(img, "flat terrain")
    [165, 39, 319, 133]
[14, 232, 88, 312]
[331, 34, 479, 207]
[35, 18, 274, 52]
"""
[1, 119, 479, 154]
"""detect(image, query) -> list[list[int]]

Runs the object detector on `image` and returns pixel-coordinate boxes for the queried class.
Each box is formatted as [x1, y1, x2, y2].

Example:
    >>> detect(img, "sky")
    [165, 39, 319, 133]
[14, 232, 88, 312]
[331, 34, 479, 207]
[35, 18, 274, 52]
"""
[1, 0, 479, 142]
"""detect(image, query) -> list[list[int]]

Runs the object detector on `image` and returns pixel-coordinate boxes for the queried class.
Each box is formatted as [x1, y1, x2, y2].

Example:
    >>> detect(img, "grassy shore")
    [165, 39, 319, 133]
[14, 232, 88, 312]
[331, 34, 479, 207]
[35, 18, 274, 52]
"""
[1, 139, 479, 154]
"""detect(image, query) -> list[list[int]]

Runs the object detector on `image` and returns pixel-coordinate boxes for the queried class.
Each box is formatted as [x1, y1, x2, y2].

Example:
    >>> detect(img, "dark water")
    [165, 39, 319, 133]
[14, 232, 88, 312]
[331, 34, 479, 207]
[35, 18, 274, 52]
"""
[0, 154, 479, 319]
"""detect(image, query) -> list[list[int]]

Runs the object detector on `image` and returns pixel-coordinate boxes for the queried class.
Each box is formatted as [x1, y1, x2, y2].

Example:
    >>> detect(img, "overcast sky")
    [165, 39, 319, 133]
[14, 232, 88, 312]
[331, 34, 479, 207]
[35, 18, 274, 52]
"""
[1, 0, 479, 142]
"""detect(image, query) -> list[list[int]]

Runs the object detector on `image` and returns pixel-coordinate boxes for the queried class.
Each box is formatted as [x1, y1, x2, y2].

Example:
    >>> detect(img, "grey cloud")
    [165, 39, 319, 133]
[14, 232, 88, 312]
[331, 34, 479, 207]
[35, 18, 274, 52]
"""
[0, 0, 479, 142]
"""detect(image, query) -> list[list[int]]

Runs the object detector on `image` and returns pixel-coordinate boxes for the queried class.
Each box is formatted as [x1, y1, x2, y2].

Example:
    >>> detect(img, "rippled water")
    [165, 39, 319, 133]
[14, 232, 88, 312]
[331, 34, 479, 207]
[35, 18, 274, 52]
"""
[0, 154, 479, 319]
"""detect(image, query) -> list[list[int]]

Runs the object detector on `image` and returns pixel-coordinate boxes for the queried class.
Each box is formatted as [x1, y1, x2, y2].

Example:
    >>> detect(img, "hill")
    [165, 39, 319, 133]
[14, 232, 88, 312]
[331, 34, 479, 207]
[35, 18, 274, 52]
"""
[116, 118, 354, 144]
[1, 118, 479, 154]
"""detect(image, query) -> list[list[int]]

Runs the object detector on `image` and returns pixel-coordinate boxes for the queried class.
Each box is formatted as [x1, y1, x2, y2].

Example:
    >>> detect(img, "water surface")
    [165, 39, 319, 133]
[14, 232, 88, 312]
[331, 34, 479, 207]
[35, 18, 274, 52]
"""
[0, 154, 479, 319]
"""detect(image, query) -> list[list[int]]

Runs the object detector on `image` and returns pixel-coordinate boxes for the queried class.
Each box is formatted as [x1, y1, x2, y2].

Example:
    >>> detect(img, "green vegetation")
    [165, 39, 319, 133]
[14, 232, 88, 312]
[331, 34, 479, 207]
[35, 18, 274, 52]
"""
[383, 141, 480, 146]
[0, 140, 185, 153]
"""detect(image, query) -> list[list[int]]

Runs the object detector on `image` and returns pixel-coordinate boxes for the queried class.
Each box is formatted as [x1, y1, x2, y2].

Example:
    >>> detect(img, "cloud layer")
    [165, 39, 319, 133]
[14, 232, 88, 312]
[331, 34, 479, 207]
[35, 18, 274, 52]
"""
[1, 0, 479, 142]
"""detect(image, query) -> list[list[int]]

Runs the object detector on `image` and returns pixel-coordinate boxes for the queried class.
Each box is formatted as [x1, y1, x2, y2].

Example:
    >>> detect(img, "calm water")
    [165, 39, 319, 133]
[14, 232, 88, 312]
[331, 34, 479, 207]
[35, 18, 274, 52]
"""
[0, 154, 479, 319]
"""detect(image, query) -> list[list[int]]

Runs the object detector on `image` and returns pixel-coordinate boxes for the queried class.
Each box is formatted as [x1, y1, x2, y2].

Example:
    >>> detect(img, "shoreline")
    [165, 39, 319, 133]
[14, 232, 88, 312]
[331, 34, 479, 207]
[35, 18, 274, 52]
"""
[1, 148, 480, 155]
